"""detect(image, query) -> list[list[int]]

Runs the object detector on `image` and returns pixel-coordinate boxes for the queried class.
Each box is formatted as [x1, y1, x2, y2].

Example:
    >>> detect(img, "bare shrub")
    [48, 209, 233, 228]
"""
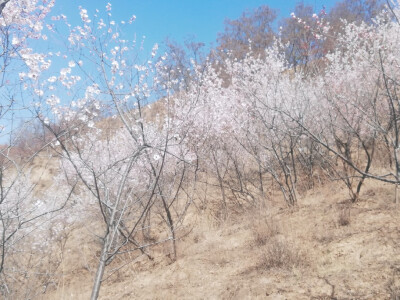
[258, 237, 307, 270]
[313, 229, 336, 244]
[252, 219, 280, 247]
[338, 206, 351, 226]
[387, 267, 400, 300]
[390, 288, 400, 300]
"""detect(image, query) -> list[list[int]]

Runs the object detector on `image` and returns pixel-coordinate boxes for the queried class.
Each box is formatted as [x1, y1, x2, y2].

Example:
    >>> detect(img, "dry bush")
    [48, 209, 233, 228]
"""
[7, 221, 73, 299]
[390, 289, 400, 300]
[387, 267, 400, 300]
[251, 218, 280, 247]
[313, 227, 336, 244]
[258, 237, 307, 270]
[338, 206, 351, 226]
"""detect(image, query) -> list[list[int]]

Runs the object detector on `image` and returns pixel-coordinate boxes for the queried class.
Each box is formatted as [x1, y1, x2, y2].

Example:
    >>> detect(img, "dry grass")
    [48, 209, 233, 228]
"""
[258, 237, 308, 270]
[5, 99, 399, 298]
[8, 165, 397, 299]
[338, 205, 351, 226]
[251, 217, 280, 247]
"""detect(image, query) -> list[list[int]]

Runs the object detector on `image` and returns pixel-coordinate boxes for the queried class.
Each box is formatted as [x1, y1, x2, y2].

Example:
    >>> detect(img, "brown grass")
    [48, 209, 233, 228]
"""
[338, 205, 351, 226]
[258, 237, 308, 270]
[7, 160, 397, 300]
[251, 217, 280, 247]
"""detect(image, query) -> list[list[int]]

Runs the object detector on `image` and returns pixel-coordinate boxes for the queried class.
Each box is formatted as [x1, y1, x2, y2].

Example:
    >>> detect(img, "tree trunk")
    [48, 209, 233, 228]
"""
[90, 234, 111, 300]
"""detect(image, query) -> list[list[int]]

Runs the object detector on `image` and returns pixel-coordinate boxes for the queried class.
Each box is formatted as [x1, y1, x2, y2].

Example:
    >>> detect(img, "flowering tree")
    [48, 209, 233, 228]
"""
[0, 0, 80, 297]
[171, 2, 400, 208]
[269, 5, 400, 202]
[2, 1, 400, 297]
[280, 3, 329, 74]
[323, 5, 400, 200]
[29, 5, 200, 299]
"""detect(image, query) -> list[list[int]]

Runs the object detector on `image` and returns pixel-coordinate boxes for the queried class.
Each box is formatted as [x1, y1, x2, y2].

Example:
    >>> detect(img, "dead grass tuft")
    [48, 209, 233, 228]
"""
[338, 206, 351, 226]
[251, 218, 280, 247]
[258, 237, 307, 270]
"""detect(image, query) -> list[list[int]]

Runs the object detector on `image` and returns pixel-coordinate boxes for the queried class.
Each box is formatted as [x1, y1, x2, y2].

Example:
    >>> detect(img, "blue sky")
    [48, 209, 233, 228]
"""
[1, 0, 341, 144]
[51, 0, 338, 50]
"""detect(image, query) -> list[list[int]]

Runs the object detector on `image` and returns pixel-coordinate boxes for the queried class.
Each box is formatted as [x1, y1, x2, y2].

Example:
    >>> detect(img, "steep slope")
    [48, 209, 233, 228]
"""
[43, 179, 400, 299]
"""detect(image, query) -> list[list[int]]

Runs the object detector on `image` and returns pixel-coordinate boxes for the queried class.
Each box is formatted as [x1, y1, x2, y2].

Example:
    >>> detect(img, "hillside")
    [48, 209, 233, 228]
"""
[2, 1, 400, 299]
[40, 178, 400, 299]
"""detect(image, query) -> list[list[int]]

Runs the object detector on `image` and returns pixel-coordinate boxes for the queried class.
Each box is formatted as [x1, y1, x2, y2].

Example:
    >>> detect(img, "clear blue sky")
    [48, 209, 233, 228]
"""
[51, 0, 338, 50]
[1, 0, 341, 144]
